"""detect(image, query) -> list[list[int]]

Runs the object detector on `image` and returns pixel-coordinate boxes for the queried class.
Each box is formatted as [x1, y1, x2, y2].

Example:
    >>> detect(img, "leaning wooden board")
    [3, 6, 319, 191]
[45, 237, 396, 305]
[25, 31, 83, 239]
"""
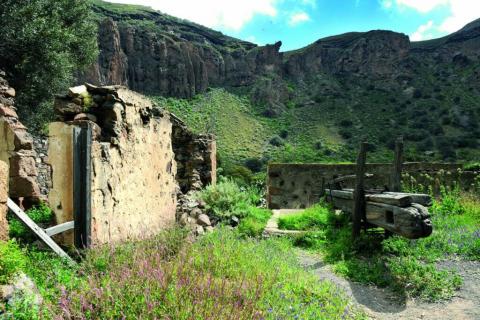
[7, 198, 74, 263]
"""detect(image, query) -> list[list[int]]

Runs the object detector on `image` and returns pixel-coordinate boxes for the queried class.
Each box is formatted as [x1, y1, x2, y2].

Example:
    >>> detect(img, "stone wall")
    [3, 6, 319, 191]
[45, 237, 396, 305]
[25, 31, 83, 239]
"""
[267, 162, 476, 209]
[0, 160, 9, 241]
[0, 71, 41, 208]
[171, 115, 216, 194]
[88, 88, 177, 245]
[49, 84, 216, 245]
[33, 136, 52, 197]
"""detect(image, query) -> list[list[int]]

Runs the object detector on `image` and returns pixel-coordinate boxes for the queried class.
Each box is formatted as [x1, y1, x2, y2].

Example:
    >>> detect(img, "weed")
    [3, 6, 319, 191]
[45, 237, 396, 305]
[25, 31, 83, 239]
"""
[8, 202, 53, 242]
[0, 240, 28, 284]
[237, 207, 272, 237]
[278, 204, 330, 231]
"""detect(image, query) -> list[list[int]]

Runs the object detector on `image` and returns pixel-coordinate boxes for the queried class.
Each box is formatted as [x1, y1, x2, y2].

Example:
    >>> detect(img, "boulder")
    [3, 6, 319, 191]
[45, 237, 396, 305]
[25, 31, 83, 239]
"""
[0, 105, 18, 118]
[54, 98, 83, 116]
[195, 225, 205, 235]
[196, 214, 211, 227]
[74, 113, 97, 122]
[68, 85, 87, 97]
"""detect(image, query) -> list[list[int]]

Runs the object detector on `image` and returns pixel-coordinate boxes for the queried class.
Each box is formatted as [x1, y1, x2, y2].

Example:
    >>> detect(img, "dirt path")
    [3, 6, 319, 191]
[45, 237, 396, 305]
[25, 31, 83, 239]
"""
[297, 251, 480, 320]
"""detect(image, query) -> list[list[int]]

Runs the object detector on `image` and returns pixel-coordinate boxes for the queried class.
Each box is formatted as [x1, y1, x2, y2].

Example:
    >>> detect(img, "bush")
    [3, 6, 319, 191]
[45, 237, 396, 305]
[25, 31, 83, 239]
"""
[9, 202, 53, 242]
[197, 178, 261, 222]
[0, 0, 98, 132]
[244, 158, 264, 173]
[222, 164, 254, 185]
[237, 207, 272, 237]
[269, 135, 284, 147]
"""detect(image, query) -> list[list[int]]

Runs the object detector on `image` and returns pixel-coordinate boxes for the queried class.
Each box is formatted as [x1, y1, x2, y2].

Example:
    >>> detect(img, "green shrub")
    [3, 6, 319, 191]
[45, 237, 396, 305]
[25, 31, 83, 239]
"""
[278, 204, 330, 231]
[432, 187, 466, 215]
[9, 202, 54, 242]
[237, 207, 272, 237]
[0, 240, 28, 284]
[197, 178, 261, 222]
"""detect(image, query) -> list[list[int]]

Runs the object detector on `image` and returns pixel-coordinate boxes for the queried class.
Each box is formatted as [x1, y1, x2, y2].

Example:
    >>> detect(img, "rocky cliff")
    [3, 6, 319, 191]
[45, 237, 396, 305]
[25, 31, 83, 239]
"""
[83, 1, 480, 162]
[84, 2, 283, 99]
[86, 1, 480, 97]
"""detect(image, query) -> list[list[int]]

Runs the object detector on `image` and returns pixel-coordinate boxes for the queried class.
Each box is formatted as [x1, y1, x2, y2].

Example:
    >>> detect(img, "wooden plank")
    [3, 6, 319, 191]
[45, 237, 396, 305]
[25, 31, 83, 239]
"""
[382, 192, 432, 206]
[353, 142, 368, 238]
[7, 199, 74, 263]
[391, 137, 404, 192]
[325, 189, 412, 207]
[45, 221, 74, 237]
[325, 189, 353, 200]
[367, 193, 411, 207]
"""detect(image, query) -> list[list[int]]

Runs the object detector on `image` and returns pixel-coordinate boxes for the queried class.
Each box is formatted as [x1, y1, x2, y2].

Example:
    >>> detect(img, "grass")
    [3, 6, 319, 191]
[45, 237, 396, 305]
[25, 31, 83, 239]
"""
[1, 228, 364, 319]
[8, 202, 54, 243]
[278, 204, 330, 231]
[237, 207, 272, 237]
[288, 189, 480, 301]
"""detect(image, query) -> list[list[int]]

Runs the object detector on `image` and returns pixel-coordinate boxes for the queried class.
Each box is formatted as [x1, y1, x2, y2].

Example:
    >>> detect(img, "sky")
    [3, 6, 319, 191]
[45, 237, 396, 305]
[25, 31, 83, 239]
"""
[105, 0, 480, 51]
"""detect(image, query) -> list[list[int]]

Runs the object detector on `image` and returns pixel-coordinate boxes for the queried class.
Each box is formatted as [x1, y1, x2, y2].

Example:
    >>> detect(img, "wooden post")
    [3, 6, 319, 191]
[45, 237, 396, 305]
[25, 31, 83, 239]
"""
[391, 137, 404, 192]
[73, 124, 92, 249]
[353, 142, 367, 238]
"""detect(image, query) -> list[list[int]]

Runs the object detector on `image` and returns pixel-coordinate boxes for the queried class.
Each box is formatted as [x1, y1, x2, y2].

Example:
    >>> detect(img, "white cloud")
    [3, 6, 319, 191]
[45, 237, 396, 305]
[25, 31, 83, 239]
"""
[105, 0, 278, 31]
[410, 20, 434, 41]
[438, 0, 480, 32]
[394, 0, 448, 13]
[384, 0, 480, 41]
[289, 12, 310, 26]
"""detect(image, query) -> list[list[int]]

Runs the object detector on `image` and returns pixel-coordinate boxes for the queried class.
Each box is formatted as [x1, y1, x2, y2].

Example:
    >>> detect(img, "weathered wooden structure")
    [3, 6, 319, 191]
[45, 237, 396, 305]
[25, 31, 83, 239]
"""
[325, 189, 433, 239]
[326, 139, 433, 239]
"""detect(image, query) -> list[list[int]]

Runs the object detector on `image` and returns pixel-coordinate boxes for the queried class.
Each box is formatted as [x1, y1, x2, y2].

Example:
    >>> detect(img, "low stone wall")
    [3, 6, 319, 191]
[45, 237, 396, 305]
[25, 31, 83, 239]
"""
[0, 160, 9, 241]
[267, 162, 476, 209]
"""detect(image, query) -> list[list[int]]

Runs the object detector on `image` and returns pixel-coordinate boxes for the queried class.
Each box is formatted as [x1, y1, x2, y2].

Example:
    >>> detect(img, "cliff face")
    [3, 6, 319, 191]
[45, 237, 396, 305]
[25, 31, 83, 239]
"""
[84, 4, 283, 98]
[86, 2, 480, 100]
[79, 2, 480, 162]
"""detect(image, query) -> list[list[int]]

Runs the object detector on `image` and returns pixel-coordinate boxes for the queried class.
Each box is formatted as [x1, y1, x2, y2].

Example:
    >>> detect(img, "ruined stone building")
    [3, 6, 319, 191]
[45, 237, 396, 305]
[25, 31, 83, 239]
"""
[0, 71, 216, 246]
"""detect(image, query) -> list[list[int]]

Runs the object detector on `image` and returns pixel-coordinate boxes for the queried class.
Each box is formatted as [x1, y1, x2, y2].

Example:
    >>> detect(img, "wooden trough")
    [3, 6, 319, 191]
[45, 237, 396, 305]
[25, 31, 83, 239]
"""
[325, 189, 433, 239]
[325, 138, 433, 240]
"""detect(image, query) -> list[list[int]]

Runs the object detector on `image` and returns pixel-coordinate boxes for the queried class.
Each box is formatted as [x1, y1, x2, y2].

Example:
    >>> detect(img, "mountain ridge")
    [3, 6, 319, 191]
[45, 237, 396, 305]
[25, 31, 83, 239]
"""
[84, 0, 480, 164]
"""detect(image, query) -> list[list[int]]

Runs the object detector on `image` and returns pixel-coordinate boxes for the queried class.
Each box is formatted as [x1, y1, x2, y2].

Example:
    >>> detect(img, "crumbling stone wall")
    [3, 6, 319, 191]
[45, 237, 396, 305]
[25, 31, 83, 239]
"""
[267, 162, 473, 209]
[171, 115, 216, 194]
[0, 71, 41, 208]
[0, 160, 9, 241]
[33, 136, 52, 196]
[49, 84, 216, 245]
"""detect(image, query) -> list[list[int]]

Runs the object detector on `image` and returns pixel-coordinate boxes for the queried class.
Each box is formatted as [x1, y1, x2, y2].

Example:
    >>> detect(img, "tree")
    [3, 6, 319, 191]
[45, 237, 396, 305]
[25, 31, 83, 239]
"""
[0, 0, 98, 131]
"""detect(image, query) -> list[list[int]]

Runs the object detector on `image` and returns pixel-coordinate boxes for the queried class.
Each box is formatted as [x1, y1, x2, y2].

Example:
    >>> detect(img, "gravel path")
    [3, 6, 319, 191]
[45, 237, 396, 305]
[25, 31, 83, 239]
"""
[297, 251, 480, 320]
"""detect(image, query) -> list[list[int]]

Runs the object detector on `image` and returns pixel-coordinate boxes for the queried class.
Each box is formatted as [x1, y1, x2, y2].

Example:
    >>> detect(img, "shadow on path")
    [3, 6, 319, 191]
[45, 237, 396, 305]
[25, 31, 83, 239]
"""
[297, 250, 480, 320]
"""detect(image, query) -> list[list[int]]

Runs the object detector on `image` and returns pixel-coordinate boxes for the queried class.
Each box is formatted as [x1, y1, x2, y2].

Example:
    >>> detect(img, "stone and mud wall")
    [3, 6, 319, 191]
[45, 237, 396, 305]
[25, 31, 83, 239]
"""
[267, 163, 479, 209]
[0, 161, 8, 241]
[49, 84, 216, 246]
[0, 71, 42, 210]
